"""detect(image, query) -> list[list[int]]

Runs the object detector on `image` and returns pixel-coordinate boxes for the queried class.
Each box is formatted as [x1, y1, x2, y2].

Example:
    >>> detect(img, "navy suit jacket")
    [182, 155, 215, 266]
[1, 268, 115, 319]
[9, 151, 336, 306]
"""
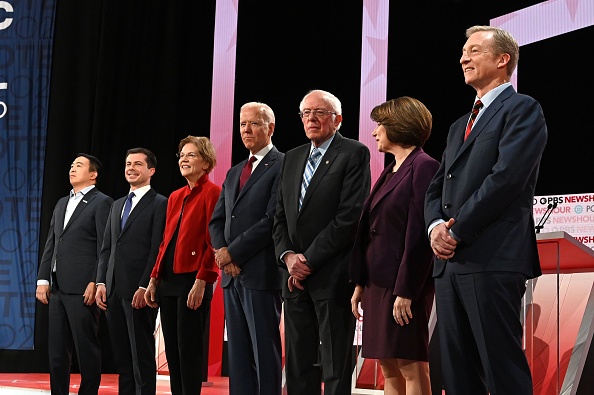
[350, 147, 438, 300]
[425, 86, 547, 278]
[209, 147, 284, 290]
[38, 186, 113, 294]
[273, 132, 371, 300]
[97, 188, 167, 299]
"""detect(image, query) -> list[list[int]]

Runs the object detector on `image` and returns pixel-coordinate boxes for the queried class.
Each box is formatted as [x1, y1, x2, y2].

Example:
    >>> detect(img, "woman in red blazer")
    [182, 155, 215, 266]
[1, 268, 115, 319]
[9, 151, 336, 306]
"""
[350, 97, 439, 395]
[145, 135, 221, 395]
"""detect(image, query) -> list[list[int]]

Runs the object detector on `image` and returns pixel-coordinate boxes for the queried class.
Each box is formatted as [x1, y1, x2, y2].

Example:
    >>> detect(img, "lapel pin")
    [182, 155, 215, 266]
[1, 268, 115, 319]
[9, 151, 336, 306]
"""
[83, 200, 88, 203]
[325, 160, 329, 164]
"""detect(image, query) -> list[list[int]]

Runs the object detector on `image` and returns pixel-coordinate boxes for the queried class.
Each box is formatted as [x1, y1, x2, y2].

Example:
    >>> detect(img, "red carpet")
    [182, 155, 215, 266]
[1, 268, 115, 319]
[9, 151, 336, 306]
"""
[0, 373, 229, 394]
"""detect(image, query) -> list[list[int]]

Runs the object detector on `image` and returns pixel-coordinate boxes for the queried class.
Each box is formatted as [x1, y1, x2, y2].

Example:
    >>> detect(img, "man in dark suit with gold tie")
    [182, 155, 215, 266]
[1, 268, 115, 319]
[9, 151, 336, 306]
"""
[95, 147, 167, 395]
[273, 90, 371, 395]
[36, 153, 113, 395]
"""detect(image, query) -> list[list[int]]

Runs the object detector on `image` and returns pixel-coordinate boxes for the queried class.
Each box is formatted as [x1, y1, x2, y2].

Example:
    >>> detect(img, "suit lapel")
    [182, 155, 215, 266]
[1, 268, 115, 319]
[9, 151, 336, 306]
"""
[63, 187, 97, 233]
[111, 197, 125, 237]
[120, 189, 156, 234]
[299, 133, 342, 212]
[453, 87, 514, 165]
[369, 148, 420, 212]
[236, 148, 279, 202]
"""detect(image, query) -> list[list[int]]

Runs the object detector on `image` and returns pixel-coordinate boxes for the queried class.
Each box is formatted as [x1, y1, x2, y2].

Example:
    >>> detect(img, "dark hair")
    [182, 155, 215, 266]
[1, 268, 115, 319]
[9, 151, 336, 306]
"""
[370, 96, 432, 147]
[75, 153, 103, 180]
[126, 147, 157, 169]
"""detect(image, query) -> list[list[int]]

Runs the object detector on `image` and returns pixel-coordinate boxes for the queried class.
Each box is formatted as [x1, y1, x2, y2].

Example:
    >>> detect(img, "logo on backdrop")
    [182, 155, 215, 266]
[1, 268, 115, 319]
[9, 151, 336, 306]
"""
[533, 193, 594, 250]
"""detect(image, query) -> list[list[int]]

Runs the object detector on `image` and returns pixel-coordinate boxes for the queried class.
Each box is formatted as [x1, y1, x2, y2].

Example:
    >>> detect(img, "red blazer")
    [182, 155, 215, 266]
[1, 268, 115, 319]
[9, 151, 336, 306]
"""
[150, 174, 221, 284]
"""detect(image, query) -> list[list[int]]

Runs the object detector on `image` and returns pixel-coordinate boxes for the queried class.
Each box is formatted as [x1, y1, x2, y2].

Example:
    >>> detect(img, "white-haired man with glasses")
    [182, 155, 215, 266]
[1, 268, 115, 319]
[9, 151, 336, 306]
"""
[273, 89, 371, 395]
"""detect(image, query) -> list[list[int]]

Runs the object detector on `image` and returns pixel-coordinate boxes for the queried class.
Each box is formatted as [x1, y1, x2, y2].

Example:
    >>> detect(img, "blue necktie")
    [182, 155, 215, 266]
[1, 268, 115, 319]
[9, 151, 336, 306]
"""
[299, 148, 321, 210]
[121, 192, 135, 229]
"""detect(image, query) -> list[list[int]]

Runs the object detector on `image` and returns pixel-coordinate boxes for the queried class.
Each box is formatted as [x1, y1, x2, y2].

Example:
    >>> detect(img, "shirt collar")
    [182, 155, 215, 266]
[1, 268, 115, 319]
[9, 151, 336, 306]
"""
[70, 185, 95, 198]
[476, 82, 511, 108]
[310, 134, 335, 157]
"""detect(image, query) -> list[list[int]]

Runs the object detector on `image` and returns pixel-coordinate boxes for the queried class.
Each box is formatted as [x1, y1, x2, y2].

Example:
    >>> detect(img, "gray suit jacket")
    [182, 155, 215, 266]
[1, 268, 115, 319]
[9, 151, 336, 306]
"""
[209, 147, 284, 290]
[38, 186, 113, 294]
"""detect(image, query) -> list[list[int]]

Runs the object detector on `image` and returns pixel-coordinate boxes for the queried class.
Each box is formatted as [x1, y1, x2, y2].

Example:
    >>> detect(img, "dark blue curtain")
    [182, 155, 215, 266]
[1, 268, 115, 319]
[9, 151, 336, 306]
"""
[0, 0, 56, 350]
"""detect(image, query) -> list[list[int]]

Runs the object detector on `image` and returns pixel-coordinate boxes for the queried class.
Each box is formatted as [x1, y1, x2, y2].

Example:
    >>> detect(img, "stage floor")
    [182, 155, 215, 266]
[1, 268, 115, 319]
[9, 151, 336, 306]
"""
[0, 374, 229, 394]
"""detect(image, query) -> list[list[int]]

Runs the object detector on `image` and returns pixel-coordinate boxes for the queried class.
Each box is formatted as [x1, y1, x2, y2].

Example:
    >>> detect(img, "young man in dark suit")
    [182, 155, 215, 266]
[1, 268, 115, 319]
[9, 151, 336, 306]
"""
[273, 89, 371, 395]
[95, 147, 167, 395]
[425, 25, 548, 395]
[209, 102, 284, 395]
[36, 153, 113, 395]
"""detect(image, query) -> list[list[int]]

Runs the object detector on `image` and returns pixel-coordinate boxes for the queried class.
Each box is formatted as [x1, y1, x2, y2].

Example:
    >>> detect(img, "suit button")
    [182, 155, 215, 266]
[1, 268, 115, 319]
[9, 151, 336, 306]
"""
[59, 237, 63, 241]
[444, 204, 450, 209]
[370, 229, 377, 234]
[231, 215, 236, 219]
[446, 174, 452, 180]
[191, 251, 196, 256]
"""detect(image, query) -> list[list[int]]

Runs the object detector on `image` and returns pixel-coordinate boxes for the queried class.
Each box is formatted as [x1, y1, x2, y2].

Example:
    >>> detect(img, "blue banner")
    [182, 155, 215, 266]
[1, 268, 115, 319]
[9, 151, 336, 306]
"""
[0, 0, 56, 350]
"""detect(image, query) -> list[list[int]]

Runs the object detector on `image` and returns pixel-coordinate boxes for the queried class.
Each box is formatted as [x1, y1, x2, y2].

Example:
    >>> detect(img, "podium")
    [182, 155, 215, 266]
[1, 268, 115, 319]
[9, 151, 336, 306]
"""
[525, 231, 594, 395]
[352, 231, 594, 394]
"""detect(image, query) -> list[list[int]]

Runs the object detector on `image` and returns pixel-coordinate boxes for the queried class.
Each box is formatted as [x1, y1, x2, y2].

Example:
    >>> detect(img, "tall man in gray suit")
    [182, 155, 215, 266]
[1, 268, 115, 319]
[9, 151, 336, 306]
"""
[273, 90, 371, 395]
[95, 147, 167, 395]
[209, 102, 284, 395]
[36, 153, 113, 395]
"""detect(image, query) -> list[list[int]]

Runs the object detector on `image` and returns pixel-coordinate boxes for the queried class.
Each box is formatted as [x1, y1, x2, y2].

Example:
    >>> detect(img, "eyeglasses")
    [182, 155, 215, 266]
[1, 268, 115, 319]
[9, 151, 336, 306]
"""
[298, 109, 337, 119]
[176, 152, 199, 159]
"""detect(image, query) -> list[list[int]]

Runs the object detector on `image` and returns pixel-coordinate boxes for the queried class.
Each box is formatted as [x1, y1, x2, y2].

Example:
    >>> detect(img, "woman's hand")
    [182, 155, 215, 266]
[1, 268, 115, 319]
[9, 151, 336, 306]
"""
[145, 278, 159, 308]
[393, 296, 412, 326]
[187, 279, 206, 310]
[351, 285, 364, 320]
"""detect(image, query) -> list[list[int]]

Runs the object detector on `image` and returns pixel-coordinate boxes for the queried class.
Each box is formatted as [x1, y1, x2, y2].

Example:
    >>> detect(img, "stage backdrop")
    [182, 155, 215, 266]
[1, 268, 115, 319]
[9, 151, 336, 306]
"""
[0, 0, 56, 350]
[533, 193, 594, 250]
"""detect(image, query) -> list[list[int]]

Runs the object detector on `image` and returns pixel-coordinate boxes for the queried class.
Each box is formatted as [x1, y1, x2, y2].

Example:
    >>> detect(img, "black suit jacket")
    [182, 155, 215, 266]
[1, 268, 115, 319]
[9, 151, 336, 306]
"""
[209, 147, 284, 290]
[38, 186, 113, 294]
[273, 132, 371, 299]
[97, 188, 167, 299]
[425, 86, 547, 278]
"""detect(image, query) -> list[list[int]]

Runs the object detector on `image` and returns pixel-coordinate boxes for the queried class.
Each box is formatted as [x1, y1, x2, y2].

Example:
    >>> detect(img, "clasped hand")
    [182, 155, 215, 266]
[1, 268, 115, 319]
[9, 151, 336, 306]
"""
[430, 218, 458, 260]
[285, 252, 311, 292]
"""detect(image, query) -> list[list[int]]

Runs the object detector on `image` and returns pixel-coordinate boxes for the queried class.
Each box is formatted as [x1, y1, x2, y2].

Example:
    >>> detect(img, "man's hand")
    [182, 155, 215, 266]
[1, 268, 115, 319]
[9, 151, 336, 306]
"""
[223, 263, 242, 278]
[430, 218, 458, 260]
[83, 282, 97, 305]
[36, 284, 51, 304]
[288, 275, 304, 292]
[132, 288, 147, 309]
[284, 252, 311, 281]
[144, 278, 159, 308]
[95, 284, 108, 310]
[214, 247, 233, 268]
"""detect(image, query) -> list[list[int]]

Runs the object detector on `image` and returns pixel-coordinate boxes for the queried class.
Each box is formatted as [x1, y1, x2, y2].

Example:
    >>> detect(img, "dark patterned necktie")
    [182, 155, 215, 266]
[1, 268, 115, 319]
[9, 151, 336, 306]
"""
[239, 156, 257, 190]
[464, 100, 483, 140]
